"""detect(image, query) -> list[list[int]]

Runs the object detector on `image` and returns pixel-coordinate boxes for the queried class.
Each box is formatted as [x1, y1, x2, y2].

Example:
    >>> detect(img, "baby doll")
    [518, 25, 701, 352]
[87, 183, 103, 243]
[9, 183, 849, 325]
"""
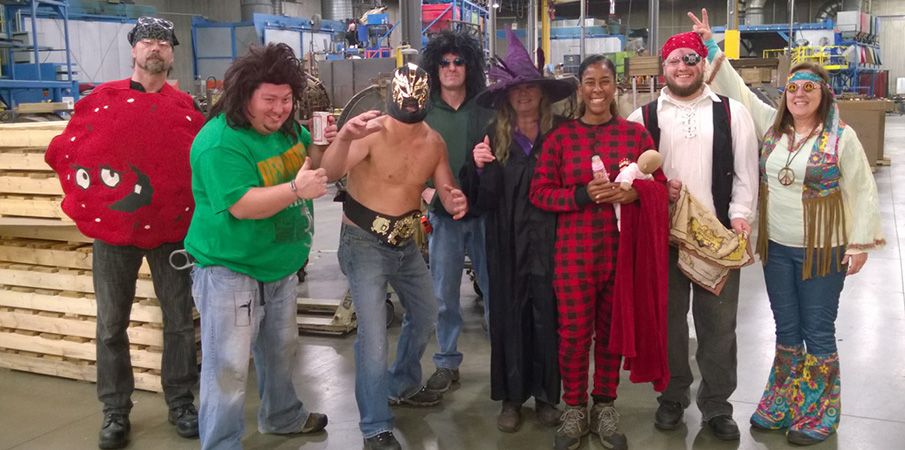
[614, 149, 662, 231]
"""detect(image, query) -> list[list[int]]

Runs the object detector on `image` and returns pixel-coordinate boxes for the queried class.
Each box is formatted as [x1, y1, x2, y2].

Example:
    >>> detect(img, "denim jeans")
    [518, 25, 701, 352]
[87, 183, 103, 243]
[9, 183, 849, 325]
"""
[93, 240, 197, 415]
[192, 265, 312, 450]
[427, 212, 490, 369]
[338, 224, 438, 438]
[763, 241, 846, 356]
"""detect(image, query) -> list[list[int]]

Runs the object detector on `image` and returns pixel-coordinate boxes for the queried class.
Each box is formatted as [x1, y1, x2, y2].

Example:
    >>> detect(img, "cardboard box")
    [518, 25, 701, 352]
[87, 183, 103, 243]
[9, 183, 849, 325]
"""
[837, 100, 887, 168]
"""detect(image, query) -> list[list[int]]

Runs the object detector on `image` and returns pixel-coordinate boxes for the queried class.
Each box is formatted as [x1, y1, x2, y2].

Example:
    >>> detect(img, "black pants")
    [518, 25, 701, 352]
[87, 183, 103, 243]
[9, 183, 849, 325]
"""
[93, 240, 197, 414]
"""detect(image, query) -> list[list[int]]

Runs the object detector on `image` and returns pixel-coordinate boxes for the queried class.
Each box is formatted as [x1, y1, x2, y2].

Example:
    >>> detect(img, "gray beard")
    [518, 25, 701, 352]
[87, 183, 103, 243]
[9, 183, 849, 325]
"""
[141, 57, 169, 74]
[666, 76, 704, 98]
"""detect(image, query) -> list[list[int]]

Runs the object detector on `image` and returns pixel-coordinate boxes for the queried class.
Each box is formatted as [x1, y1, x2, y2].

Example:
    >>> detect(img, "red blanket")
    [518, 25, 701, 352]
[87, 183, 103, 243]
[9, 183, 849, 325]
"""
[608, 179, 670, 391]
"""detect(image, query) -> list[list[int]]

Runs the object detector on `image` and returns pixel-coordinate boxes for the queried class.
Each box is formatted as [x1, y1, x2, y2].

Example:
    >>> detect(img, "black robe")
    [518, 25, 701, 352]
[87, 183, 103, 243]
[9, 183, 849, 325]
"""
[460, 117, 566, 404]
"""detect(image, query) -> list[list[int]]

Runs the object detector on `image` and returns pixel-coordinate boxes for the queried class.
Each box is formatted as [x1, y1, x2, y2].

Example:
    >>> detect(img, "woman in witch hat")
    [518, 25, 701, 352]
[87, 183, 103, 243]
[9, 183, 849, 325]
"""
[459, 30, 576, 433]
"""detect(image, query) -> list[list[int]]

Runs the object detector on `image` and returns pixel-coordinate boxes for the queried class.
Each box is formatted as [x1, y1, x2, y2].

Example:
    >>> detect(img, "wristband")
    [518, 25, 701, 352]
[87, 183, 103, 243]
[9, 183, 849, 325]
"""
[289, 180, 297, 193]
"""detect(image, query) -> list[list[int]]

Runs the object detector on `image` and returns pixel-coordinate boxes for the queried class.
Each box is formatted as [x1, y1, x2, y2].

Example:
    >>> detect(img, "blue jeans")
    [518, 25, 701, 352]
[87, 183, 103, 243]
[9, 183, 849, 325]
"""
[427, 212, 490, 369]
[763, 241, 847, 356]
[191, 265, 312, 450]
[93, 240, 197, 415]
[338, 224, 438, 438]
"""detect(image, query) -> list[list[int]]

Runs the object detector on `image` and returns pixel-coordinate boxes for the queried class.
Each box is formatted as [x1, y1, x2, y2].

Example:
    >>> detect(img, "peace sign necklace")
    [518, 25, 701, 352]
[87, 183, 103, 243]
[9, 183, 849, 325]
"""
[777, 127, 819, 186]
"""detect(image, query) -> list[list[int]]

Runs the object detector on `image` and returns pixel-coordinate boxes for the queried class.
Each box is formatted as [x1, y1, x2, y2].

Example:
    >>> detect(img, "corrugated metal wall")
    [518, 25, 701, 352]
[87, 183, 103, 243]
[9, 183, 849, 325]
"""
[879, 17, 905, 95]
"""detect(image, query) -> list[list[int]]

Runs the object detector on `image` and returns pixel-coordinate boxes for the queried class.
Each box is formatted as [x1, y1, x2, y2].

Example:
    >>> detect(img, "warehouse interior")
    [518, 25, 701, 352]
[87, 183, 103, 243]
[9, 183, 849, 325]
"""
[2, 0, 905, 449]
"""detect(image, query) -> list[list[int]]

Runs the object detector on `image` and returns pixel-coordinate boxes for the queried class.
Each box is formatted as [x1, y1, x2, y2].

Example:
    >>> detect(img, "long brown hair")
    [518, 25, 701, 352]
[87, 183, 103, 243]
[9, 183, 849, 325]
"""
[208, 43, 307, 138]
[493, 93, 554, 165]
[771, 61, 833, 136]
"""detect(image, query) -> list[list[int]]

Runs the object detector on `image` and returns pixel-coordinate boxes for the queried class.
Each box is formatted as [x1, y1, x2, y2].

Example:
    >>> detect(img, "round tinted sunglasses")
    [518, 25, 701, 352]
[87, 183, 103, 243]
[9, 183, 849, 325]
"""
[786, 81, 822, 93]
[439, 58, 465, 67]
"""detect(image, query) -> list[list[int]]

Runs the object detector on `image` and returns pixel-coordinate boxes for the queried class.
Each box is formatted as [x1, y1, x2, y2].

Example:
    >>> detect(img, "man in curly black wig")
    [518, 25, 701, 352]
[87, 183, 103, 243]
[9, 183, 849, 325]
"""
[421, 30, 495, 396]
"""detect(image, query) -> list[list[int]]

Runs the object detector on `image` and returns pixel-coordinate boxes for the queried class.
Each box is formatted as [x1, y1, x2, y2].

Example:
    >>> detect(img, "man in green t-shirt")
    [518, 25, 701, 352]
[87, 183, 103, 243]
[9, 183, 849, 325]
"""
[185, 43, 374, 450]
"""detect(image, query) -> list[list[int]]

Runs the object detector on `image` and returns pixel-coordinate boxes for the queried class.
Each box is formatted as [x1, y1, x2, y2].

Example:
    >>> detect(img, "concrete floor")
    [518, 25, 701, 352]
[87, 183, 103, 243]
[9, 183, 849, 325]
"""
[3, 116, 905, 450]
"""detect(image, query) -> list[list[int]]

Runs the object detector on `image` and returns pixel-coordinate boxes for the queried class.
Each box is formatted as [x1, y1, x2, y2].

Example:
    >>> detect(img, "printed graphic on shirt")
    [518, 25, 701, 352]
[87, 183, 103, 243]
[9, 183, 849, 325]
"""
[257, 142, 307, 187]
[255, 141, 313, 244]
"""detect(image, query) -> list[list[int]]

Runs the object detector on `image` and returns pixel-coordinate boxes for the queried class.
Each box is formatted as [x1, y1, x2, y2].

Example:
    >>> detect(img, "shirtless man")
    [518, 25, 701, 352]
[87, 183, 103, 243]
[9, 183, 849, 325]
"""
[320, 64, 468, 450]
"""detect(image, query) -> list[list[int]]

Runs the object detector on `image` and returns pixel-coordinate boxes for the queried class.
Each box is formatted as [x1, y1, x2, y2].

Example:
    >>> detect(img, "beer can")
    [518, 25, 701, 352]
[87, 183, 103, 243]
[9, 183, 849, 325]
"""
[311, 111, 330, 145]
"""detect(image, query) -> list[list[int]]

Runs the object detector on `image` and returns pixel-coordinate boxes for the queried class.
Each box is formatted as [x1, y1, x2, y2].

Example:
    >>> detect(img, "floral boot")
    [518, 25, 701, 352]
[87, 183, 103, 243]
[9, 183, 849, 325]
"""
[787, 352, 841, 445]
[750, 344, 805, 430]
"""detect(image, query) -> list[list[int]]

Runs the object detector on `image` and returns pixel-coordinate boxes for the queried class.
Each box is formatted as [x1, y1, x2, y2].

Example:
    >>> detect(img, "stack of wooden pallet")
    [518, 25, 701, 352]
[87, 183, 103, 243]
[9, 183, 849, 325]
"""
[0, 122, 193, 393]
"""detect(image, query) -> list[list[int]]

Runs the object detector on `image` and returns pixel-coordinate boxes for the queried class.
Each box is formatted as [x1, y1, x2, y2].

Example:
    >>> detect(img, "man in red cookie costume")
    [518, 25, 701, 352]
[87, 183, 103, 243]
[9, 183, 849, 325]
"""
[627, 31, 759, 440]
[45, 17, 203, 450]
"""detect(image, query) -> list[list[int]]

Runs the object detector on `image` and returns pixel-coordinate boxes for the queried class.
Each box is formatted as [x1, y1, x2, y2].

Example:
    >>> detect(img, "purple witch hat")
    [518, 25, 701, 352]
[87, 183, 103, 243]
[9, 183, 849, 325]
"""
[475, 29, 576, 109]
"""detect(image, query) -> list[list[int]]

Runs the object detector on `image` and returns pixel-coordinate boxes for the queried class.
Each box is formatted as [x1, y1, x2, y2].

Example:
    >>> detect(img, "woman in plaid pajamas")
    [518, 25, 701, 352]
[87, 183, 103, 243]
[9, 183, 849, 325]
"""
[530, 55, 664, 450]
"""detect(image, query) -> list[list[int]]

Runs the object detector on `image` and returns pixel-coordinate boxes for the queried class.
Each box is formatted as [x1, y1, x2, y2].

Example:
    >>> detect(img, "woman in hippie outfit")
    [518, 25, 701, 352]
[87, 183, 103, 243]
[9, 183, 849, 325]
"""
[689, 8, 885, 446]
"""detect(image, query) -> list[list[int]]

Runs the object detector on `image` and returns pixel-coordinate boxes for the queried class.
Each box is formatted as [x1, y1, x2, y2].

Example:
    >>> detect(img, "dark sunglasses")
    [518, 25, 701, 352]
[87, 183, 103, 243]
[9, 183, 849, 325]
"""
[439, 58, 466, 68]
[665, 53, 702, 67]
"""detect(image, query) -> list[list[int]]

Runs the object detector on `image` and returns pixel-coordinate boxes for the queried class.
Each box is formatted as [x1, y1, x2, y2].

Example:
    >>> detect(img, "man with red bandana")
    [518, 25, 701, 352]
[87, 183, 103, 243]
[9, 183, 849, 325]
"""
[627, 31, 759, 439]
[45, 16, 202, 449]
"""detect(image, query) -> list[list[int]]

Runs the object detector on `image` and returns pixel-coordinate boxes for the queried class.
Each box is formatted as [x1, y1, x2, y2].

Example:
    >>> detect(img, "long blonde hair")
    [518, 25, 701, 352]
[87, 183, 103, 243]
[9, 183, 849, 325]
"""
[493, 94, 554, 165]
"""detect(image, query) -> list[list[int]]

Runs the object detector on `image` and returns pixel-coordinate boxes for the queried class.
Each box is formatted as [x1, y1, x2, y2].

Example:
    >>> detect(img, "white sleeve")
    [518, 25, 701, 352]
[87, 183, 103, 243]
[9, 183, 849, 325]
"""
[626, 107, 644, 126]
[706, 49, 778, 139]
[727, 99, 760, 224]
[837, 126, 886, 253]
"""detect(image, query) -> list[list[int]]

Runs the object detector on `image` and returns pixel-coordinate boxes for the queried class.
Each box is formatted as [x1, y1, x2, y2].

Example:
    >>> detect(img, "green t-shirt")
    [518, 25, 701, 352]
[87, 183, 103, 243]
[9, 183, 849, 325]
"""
[185, 114, 314, 282]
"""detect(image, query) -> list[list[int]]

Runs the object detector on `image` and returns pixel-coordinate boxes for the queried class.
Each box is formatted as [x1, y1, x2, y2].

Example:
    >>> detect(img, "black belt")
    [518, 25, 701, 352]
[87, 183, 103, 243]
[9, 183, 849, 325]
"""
[344, 194, 421, 246]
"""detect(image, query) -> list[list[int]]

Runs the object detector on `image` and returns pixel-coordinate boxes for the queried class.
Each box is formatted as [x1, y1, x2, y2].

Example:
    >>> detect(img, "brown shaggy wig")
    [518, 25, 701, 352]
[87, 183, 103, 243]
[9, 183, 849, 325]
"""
[771, 61, 833, 136]
[208, 43, 307, 138]
[421, 30, 486, 98]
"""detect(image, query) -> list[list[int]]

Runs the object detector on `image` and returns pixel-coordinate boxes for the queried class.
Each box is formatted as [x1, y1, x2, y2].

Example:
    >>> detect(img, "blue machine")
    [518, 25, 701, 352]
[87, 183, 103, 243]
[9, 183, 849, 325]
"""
[0, 0, 79, 110]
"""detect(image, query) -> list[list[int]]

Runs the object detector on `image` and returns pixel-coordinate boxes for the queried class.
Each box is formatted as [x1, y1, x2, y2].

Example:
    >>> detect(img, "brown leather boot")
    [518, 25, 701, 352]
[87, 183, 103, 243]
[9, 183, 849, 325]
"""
[497, 401, 523, 432]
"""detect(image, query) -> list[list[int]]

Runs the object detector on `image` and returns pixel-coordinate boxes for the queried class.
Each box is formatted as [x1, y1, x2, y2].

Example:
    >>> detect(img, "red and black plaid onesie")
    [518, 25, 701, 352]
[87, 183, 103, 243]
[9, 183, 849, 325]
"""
[529, 117, 661, 406]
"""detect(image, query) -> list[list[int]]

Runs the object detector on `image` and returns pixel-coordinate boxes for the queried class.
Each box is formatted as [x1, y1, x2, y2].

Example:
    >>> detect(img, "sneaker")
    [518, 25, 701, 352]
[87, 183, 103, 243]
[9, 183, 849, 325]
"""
[389, 386, 442, 407]
[497, 401, 523, 433]
[425, 367, 459, 393]
[299, 412, 328, 433]
[553, 405, 588, 450]
[590, 402, 627, 450]
[364, 431, 402, 450]
[653, 400, 684, 430]
[535, 400, 562, 427]
[168, 404, 199, 438]
[98, 413, 130, 449]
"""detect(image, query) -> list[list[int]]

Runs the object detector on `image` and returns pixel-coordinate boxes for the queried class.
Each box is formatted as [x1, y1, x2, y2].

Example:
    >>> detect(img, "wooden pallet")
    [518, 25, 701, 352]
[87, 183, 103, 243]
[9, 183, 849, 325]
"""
[0, 236, 196, 392]
[0, 122, 66, 148]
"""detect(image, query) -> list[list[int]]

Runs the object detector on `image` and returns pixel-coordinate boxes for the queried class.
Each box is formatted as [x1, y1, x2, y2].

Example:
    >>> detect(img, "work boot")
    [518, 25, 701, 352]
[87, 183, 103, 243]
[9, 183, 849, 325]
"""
[299, 412, 328, 433]
[590, 401, 627, 450]
[98, 413, 130, 449]
[654, 400, 684, 430]
[706, 415, 741, 440]
[497, 401, 523, 432]
[535, 400, 562, 427]
[168, 404, 199, 438]
[553, 405, 588, 450]
[425, 367, 459, 393]
[364, 431, 402, 450]
[389, 386, 442, 407]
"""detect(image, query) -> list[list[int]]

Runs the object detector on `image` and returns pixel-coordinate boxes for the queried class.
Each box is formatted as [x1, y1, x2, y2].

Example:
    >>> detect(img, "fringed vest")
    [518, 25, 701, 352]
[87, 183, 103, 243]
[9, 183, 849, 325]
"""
[756, 123, 848, 280]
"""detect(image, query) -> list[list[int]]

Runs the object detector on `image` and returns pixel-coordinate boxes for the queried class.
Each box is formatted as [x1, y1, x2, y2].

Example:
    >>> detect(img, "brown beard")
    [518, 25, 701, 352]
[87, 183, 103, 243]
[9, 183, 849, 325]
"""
[666, 75, 704, 98]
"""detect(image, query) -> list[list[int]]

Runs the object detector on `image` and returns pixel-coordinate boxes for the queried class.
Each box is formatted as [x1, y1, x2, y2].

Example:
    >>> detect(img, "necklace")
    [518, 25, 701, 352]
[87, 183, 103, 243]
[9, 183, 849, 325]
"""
[777, 127, 820, 186]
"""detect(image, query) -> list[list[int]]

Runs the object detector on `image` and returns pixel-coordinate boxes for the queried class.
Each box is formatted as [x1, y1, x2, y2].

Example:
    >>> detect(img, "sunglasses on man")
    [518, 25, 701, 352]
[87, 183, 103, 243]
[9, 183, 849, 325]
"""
[439, 58, 466, 68]
[665, 53, 702, 67]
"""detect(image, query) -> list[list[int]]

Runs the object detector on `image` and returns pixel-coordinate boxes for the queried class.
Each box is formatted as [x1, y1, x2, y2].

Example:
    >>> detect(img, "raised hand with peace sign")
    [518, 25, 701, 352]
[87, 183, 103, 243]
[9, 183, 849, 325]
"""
[687, 8, 713, 42]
